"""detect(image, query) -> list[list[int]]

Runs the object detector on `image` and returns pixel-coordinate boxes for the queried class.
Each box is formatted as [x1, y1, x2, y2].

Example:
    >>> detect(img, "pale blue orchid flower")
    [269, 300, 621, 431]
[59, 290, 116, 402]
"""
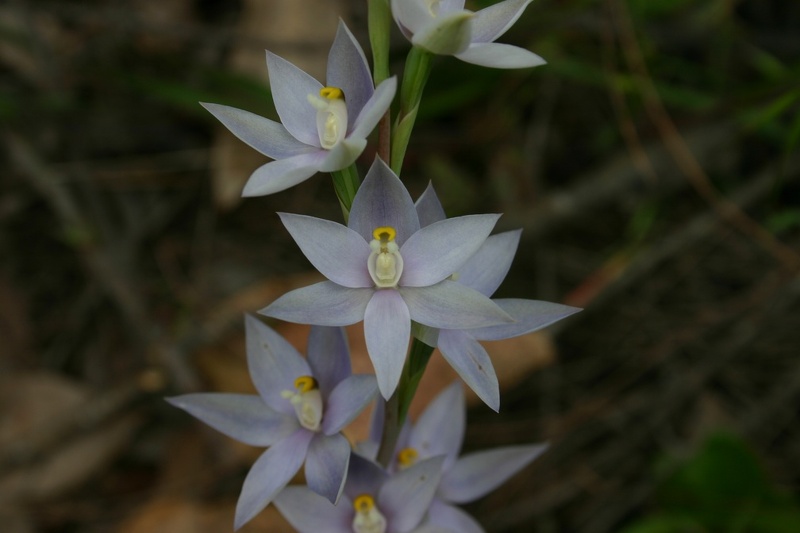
[167, 317, 377, 530]
[275, 452, 448, 533]
[391, 0, 545, 68]
[260, 157, 514, 400]
[201, 21, 397, 196]
[369, 383, 547, 533]
[414, 182, 581, 411]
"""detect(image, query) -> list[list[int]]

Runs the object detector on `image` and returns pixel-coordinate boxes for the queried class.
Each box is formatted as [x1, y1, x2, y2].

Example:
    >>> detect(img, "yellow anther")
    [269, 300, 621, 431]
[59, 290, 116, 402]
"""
[320, 86, 344, 100]
[353, 494, 375, 513]
[372, 226, 397, 243]
[293, 375, 318, 393]
[397, 447, 419, 467]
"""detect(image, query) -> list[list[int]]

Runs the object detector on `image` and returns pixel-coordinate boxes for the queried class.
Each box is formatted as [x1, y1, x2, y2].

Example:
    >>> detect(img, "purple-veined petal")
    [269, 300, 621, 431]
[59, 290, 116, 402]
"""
[400, 281, 513, 329]
[415, 182, 446, 227]
[380, 456, 445, 532]
[400, 214, 501, 287]
[278, 213, 372, 288]
[364, 289, 411, 399]
[350, 76, 397, 140]
[260, 281, 372, 326]
[409, 382, 465, 469]
[234, 429, 314, 530]
[457, 230, 521, 297]
[391, 0, 432, 35]
[439, 443, 548, 504]
[316, 136, 368, 172]
[245, 315, 311, 414]
[166, 393, 295, 446]
[349, 158, 420, 246]
[344, 453, 389, 502]
[201, 103, 314, 159]
[471, 0, 534, 43]
[305, 433, 351, 504]
[307, 326, 351, 398]
[427, 499, 485, 533]
[322, 374, 379, 435]
[470, 298, 581, 341]
[274, 486, 352, 533]
[266, 52, 322, 147]
[242, 151, 326, 197]
[437, 330, 500, 412]
[327, 20, 373, 127]
[455, 42, 546, 69]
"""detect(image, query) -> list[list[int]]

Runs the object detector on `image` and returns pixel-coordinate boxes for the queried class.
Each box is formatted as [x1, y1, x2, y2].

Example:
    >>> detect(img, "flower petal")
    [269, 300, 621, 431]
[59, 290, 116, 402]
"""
[437, 330, 499, 411]
[305, 433, 351, 504]
[348, 158, 420, 246]
[307, 326, 351, 398]
[400, 281, 513, 329]
[457, 230, 520, 296]
[350, 76, 397, 140]
[391, 0, 432, 35]
[260, 282, 372, 326]
[316, 136, 368, 172]
[245, 315, 311, 413]
[166, 393, 295, 446]
[266, 52, 323, 147]
[344, 453, 389, 502]
[201, 103, 314, 159]
[400, 214, 500, 287]
[427, 499, 485, 533]
[410, 382, 465, 468]
[439, 443, 548, 504]
[455, 42, 546, 69]
[380, 456, 445, 532]
[327, 20, 373, 127]
[470, 298, 581, 341]
[471, 0, 534, 43]
[411, 10, 474, 55]
[278, 213, 372, 288]
[274, 486, 352, 533]
[242, 151, 326, 197]
[364, 289, 411, 399]
[415, 182, 446, 228]
[322, 374, 379, 435]
[234, 429, 314, 530]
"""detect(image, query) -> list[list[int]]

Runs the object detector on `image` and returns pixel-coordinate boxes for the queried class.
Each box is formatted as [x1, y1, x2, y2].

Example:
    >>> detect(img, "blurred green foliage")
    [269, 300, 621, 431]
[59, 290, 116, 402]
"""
[623, 432, 800, 533]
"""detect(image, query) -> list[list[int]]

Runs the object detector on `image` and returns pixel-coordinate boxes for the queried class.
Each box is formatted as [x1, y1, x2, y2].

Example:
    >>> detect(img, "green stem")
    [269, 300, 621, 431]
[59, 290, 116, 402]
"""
[368, 0, 391, 87]
[375, 336, 436, 467]
[330, 164, 361, 223]
[391, 46, 433, 174]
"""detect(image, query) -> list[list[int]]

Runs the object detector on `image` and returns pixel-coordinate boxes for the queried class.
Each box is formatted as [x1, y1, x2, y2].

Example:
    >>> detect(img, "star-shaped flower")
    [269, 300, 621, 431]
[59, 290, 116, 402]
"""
[414, 183, 581, 410]
[275, 452, 447, 533]
[369, 383, 547, 533]
[260, 157, 513, 399]
[167, 317, 377, 530]
[391, 0, 545, 68]
[202, 21, 396, 196]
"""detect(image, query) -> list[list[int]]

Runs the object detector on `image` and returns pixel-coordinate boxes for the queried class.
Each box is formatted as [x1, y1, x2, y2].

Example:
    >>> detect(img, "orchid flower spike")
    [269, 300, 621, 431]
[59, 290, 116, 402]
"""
[275, 453, 447, 533]
[370, 383, 548, 533]
[391, 0, 545, 68]
[201, 20, 396, 196]
[261, 157, 514, 400]
[167, 318, 378, 530]
[414, 182, 581, 411]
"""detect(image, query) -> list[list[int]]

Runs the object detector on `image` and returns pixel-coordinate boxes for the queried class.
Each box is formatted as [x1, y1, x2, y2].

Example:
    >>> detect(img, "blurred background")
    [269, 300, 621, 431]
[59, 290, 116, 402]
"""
[2, 0, 800, 531]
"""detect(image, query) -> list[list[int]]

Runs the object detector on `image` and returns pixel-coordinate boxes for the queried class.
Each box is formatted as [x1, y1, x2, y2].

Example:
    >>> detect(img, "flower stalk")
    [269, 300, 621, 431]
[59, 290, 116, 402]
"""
[391, 46, 433, 174]
[330, 164, 361, 222]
